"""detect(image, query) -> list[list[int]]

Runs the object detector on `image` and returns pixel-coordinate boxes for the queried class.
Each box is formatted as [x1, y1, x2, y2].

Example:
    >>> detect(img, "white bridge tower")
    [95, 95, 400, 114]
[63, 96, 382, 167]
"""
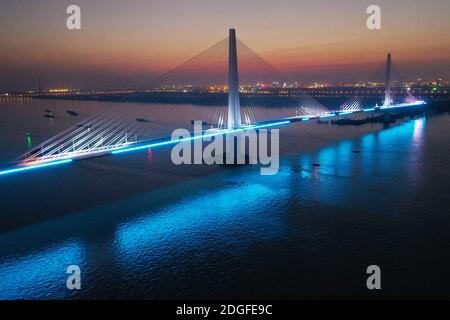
[383, 53, 393, 107]
[227, 28, 242, 129]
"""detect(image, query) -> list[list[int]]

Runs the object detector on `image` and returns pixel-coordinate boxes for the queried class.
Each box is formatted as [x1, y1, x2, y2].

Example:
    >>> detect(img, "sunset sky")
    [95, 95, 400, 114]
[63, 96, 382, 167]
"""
[1, 0, 449, 90]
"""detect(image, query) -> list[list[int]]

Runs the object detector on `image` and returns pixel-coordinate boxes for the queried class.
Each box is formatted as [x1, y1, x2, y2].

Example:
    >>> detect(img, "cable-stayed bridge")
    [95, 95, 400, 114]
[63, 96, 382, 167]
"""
[0, 29, 426, 176]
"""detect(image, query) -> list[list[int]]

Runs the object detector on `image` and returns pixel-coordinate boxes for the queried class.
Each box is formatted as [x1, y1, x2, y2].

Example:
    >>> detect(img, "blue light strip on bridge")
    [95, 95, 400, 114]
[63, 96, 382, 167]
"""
[0, 159, 73, 176]
[112, 120, 291, 155]
[0, 100, 428, 177]
[380, 101, 426, 110]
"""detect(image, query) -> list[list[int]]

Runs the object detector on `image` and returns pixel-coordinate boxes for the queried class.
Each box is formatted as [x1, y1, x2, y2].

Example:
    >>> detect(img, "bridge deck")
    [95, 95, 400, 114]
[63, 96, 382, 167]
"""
[0, 101, 426, 176]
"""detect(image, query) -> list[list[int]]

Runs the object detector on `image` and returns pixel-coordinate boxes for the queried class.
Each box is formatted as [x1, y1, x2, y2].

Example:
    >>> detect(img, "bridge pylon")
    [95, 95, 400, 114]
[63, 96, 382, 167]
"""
[227, 28, 242, 129]
[383, 53, 392, 107]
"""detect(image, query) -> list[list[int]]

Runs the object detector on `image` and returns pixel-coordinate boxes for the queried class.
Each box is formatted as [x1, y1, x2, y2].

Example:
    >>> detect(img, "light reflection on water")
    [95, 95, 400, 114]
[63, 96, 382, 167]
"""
[0, 114, 449, 299]
[295, 118, 427, 211]
[0, 239, 86, 300]
[114, 183, 289, 262]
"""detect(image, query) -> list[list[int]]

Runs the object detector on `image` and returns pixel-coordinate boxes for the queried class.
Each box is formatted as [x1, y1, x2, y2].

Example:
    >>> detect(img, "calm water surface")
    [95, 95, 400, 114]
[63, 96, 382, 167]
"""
[0, 99, 449, 299]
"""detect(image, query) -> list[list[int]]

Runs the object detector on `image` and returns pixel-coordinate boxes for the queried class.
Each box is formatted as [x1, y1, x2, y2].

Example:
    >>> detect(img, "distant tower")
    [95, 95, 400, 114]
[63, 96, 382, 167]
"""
[227, 28, 242, 129]
[37, 75, 44, 94]
[383, 53, 392, 107]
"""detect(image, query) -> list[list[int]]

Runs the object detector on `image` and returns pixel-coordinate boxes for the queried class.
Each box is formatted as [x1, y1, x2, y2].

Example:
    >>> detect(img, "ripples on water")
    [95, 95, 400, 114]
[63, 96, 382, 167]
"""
[0, 99, 449, 299]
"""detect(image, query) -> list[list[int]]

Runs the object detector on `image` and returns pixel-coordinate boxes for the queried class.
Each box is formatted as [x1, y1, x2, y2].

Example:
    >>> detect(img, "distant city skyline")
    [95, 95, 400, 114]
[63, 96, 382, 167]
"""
[1, 0, 449, 90]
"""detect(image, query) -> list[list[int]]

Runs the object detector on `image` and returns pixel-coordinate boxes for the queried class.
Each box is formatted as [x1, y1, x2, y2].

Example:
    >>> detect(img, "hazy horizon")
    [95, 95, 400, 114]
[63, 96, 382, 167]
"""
[1, 0, 449, 91]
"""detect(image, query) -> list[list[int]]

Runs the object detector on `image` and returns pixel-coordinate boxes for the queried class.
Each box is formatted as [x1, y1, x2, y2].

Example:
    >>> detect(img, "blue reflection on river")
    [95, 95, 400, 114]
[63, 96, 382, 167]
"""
[114, 175, 291, 268]
[0, 239, 86, 299]
[0, 116, 437, 299]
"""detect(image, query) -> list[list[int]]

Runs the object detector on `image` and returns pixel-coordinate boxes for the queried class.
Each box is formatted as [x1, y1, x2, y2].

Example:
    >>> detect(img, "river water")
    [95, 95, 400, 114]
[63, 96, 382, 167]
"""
[0, 98, 449, 299]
